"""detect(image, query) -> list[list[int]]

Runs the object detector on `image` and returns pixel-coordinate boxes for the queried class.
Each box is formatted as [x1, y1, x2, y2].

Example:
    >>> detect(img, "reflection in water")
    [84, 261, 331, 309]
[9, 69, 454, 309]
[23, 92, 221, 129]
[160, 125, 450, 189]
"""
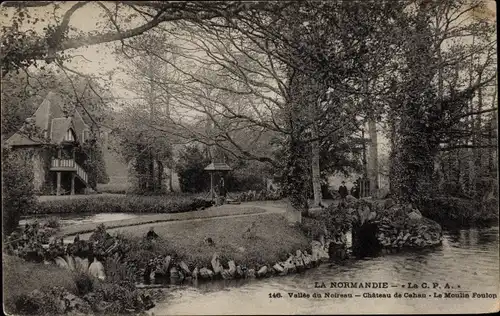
[151, 227, 499, 315]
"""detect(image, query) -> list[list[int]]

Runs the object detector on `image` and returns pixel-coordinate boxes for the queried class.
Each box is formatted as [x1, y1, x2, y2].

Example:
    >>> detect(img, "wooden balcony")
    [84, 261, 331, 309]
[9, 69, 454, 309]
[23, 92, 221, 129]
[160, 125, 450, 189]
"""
[50, 158, 88, 184]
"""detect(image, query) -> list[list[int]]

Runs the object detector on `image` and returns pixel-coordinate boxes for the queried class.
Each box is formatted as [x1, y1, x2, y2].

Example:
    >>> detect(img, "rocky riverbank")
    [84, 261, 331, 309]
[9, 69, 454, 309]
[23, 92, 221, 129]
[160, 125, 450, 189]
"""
[4, 198, 445, 315]
[345, 196, 443, 252]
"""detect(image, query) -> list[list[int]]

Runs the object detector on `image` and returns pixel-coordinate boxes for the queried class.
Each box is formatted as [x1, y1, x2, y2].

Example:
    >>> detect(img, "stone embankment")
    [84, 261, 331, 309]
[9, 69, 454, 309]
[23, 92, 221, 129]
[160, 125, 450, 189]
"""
[49, 240, 334, 287]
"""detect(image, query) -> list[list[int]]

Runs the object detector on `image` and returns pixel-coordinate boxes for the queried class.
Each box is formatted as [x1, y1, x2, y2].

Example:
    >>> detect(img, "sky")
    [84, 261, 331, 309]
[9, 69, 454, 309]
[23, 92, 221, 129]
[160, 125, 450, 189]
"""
[0, 1, 497, 158]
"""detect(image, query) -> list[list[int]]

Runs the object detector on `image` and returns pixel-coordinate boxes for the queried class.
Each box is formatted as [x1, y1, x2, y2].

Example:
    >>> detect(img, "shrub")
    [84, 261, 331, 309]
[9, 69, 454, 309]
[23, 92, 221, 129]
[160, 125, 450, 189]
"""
[83, 280, 145, 314]
[175, 146, 211, 193]
[2, 147, 36, 236]
[45, 216, 60, 229]
[74, 273, 95, 296]
[421, 196, 499, 227]
[30, 193, 208, 215]
[234, 189, 283, 202]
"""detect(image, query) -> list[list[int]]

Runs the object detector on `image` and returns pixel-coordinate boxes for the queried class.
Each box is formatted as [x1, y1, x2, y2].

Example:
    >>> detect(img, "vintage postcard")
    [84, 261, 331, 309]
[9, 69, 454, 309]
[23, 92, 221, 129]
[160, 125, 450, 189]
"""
[1, 1, 498, 315]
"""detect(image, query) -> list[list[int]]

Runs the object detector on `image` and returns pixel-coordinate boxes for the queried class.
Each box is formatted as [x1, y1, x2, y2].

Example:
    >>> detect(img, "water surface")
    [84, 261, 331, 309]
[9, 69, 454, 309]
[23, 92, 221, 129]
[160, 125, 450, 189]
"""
[151, 227, 499, 315]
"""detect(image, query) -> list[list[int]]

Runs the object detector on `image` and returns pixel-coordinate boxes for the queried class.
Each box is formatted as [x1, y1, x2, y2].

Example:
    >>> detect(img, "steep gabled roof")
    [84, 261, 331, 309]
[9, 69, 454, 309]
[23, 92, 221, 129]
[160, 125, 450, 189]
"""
[72, 106, 90, 138]
[50, 117, 73, 144]
[7, 91, 89, 147]
[33, 91, 66, 134]
[5, 131, 44, 146]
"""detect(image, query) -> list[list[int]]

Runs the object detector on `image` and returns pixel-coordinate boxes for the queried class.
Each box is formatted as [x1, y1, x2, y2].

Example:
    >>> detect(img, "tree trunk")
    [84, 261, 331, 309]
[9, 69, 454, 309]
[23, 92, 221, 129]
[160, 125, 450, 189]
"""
[283, 71, 310, 219]
[467, 35, 476, 196]
[367, 118, 379, 195]
[392, 4, 439, 206]
[388, 113, 398, 194]
[157, 160, 163, 192]
[311, 98, 322, 207]
[148, 150, 155, 192]
[169, 166, 174, 192]
[135, 147, 147, 192]
[475, 73, 483, 177]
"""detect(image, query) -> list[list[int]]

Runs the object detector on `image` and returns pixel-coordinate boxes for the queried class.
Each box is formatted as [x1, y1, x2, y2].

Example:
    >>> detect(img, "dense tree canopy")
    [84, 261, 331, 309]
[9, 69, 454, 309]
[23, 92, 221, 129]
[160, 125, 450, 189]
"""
[1, 0, 496, 219]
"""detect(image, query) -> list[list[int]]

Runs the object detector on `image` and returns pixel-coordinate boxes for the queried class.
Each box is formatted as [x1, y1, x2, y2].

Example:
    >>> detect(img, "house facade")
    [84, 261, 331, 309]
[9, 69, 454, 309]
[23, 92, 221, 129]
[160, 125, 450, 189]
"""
[6, 92, 91, 195]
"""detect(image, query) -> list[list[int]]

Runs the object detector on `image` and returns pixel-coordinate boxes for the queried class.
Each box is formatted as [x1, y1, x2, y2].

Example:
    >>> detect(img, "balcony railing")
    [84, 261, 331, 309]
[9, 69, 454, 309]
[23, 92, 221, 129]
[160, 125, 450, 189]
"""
[50, 158, 88, 183]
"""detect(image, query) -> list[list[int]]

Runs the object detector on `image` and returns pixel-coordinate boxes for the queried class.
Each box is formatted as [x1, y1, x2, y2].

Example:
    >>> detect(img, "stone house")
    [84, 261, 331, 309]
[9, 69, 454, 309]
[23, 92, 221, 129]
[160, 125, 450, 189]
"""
[6, 92, 92, 195]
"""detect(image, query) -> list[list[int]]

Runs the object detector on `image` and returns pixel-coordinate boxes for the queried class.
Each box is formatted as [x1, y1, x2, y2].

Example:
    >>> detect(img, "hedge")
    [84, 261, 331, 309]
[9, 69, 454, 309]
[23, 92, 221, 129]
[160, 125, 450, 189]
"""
[29, 194, 213, 215]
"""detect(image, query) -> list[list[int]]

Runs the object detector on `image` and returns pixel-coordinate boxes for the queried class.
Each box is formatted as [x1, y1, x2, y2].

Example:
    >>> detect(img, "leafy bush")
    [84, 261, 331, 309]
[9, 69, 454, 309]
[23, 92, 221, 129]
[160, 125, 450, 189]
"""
[74, 273, 95, 296]
[175, 145, 211, 193]
[2, 147, 36, 236]
[421, 196, 499, 227]
[77, 139, 110, 188]
[45, 216, 60, 229]
[234, 189, 283, 202]
[83, 280, 146, 314]
[29, 193, 209, 215]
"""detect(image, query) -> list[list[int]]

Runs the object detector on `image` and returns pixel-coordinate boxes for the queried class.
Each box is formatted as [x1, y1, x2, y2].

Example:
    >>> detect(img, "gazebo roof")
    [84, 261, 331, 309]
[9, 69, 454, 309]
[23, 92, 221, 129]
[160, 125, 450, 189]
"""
[204, 162, 233, 171]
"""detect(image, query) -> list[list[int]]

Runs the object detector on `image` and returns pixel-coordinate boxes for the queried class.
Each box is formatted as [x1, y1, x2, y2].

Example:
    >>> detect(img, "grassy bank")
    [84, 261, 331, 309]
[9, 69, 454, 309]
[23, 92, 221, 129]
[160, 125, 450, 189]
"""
[30, 193, 210, 215]
[4, 212, 311, 315]
[118, 213, 310, 268]
[2, 255, 77, 313]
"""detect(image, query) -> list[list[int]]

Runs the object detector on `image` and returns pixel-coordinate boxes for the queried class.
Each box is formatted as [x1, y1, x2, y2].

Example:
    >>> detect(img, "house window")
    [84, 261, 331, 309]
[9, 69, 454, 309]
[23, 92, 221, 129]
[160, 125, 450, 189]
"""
[82, 130, 90, 142]
[64, 128, 76, 142]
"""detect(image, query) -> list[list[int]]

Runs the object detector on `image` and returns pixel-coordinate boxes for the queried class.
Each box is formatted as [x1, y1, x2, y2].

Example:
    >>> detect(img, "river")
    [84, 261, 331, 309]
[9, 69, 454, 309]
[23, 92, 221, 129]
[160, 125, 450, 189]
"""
[150, 226, 499, 315]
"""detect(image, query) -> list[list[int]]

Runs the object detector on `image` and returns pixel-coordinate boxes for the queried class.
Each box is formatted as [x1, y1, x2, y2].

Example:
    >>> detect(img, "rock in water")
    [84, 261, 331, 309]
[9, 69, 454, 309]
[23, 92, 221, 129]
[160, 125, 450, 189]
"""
[236, 265, 244, 278]
[170, 266, 179, 279]
[179, 261, 191, 276]
[257, 266, 268, 277]
[199, 267, 214, 279]
[273, 263, 284, 273]
[247, 269, 256, 278]
[228, 260, 236, 276]
[89, 258, 106, 280]
[192, 267, 199, 279]
[294, 256, 304, 271]
[211, 253, 223, 275]
[302, 252, 312, 268]
[55, 256, 69, 270]
[283, 255, 296, 273]
[162, 256, 171, 274]
[65, 255, 75, 271]
[221, 269, 232, 279]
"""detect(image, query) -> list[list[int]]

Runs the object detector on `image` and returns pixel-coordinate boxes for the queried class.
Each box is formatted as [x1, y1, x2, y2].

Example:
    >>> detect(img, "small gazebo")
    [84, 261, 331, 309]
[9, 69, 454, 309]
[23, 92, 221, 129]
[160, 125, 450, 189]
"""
[204, 162, 232, 201]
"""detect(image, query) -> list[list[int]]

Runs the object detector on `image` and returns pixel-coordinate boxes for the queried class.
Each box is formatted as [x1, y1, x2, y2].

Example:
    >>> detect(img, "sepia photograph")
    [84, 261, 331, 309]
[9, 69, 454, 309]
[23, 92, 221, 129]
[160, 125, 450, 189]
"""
[1, 1, 498, 315]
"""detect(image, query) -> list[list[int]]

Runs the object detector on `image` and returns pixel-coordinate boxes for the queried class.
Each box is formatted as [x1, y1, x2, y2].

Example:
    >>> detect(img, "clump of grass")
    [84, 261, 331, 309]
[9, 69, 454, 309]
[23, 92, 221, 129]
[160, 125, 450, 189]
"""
[45, 216, 60, 229]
